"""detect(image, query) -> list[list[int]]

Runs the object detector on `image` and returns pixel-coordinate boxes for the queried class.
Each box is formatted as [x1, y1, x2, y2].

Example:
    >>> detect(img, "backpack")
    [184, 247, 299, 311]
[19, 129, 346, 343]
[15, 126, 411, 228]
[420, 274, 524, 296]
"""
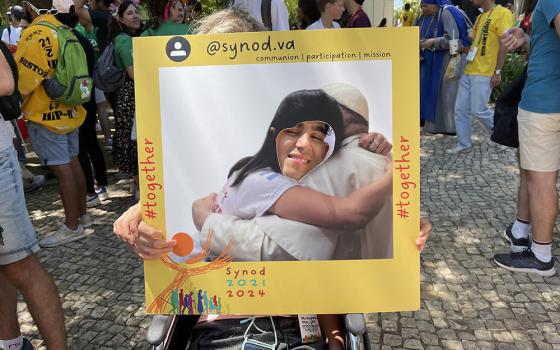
[0, 41, 22, 121]
[92, 40, 126, 93]
[39, 21, 93, 107]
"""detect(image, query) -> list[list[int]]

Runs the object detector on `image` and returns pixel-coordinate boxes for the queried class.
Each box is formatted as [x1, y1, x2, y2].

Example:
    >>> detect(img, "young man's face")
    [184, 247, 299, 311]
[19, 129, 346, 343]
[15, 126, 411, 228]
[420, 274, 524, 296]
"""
[326, 0, 345, 20]
[276, 121, 330, 181]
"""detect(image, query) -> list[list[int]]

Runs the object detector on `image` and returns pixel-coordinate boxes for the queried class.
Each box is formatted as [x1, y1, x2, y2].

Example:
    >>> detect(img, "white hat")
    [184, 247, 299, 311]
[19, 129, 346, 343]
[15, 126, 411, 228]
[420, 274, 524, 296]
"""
[53, 0, 75, 14]
[322, 82, 369, 121]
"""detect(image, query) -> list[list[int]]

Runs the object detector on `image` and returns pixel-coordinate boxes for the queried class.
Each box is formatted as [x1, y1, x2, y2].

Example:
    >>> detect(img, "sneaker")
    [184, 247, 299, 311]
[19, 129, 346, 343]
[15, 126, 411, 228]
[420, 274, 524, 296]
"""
[95, 186, 109, 201]
[446, 145, 471, 154]
[503, 223, 530, 252]
[86, 193, 101, 207]
[23, 174, 46, 193]
[494, 249, 556, 277]
[39, 224, 86, 248]
[79, 213, 93, 228]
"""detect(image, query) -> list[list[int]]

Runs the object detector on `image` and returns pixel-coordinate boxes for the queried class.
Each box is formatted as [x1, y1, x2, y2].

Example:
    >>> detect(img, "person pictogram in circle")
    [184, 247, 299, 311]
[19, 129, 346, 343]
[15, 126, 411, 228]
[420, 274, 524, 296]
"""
[166, 36, 191, 62]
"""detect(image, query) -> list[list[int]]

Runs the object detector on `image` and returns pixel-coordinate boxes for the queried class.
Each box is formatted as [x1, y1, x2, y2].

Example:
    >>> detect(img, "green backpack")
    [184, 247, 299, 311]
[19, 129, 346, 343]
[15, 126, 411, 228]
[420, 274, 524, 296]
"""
[39, 21, 93, 107]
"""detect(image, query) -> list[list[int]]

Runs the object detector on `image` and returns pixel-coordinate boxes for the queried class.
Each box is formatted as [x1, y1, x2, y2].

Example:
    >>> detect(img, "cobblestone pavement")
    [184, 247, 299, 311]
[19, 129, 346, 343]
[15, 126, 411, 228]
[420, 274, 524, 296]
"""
[18, 122, 560, 349]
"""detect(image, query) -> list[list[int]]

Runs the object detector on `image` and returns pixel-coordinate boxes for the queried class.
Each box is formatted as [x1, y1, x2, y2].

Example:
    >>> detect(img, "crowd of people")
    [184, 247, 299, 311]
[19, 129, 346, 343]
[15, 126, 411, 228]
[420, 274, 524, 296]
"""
[0, 0, 558, 349]
[413, 0, 558, 279]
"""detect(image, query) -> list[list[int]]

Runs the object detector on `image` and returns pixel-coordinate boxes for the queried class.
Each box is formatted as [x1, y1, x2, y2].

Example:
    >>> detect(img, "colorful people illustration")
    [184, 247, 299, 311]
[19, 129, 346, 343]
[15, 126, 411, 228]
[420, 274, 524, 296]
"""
[186, 291, 194, 314]
[179, 288, 184, 314]
[197, 289, 203, 313]
[171, 289, 179, 314]
[202, 291, 209, 312]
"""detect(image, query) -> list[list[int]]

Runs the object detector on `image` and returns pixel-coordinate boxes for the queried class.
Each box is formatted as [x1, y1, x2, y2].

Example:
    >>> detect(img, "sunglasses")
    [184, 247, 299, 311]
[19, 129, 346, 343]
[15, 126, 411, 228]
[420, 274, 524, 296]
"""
[23, 1, 58, 16]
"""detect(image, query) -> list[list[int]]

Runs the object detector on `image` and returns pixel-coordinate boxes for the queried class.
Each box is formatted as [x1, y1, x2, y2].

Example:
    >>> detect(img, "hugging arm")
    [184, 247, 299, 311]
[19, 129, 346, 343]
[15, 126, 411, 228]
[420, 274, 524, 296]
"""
[269, 166, 392, 230]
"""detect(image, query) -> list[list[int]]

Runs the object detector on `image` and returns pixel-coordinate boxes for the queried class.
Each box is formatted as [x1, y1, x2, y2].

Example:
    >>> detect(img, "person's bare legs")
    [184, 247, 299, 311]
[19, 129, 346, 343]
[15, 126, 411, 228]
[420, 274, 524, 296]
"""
[0, 255, 67, 349]
[70, 156, 87, 217]
[526, 170, 558, 244]
[0, 275, 20, 340]
[517, 168, 530, 221]
[49, 164, 81, 230]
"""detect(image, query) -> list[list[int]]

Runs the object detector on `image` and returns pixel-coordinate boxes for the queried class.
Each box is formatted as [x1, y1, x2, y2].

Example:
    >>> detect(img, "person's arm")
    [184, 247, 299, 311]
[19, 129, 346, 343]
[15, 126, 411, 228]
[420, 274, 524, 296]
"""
[501, 27, 530, 53]
[555, 14, 560, 38]
[115, 36, 135, 80]
[126, 66, 134, 80]
[432, 9, 458, 51]
[417, 217, 431, 252]
[0, 49, 15, 96]
[491, 39, 508, 88]
[113, 203, 431, 260]
[270, 166, 392, 230]
[1, 29, 9, 45]
[74, 0, 93, 28]
[357, 132, 392, 156]
[491, 11, 515, 88]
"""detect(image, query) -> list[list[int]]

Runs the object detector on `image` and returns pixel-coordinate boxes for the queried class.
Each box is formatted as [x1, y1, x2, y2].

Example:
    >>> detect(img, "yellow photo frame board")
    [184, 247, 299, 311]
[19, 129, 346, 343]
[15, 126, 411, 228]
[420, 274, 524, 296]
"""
[134, 28, 419, 315]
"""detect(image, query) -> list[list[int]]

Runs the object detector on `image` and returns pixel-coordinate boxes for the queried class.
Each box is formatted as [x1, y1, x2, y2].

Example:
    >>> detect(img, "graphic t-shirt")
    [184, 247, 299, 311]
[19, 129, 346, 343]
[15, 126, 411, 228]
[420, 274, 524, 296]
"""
[75, 24, 100, 62]
[464, 5, 513, 77]
[15, 15, 85, 134]
[215, 168, 298, 219]
[400, 10, 416, 27]
[140, 21, 191, 37]
[519, 0, 560, 113]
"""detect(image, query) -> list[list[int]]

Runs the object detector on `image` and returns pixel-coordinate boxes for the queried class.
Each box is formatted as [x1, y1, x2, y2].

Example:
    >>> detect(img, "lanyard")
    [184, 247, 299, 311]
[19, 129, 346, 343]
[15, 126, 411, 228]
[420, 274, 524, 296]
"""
[472, 6, 495, 48]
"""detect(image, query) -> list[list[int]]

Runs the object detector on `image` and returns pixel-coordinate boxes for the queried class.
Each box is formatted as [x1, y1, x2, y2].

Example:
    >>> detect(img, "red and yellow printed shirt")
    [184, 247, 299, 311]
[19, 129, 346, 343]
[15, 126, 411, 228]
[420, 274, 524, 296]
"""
[15, 14, 85, 134]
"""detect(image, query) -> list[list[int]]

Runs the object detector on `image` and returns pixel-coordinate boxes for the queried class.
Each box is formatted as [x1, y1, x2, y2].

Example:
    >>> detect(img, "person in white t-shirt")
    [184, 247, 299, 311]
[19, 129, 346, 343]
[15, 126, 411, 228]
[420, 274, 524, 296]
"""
[306, 0, 344, 29]
[1, 6, 24, 52]
[231, 0, 290, 31]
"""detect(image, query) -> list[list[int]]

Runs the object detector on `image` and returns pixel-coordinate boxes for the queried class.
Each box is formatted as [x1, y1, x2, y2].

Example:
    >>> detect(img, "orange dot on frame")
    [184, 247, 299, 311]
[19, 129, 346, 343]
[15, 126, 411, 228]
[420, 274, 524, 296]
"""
[171, 232, 194, 257]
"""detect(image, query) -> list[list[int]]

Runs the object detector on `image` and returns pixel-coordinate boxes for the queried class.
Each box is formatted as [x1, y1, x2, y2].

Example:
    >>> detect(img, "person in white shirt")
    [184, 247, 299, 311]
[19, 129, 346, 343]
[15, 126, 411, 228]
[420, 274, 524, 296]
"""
[1, 6, 24, 50]
[306, 0, 345, 29]
[231, 0, 290, 31]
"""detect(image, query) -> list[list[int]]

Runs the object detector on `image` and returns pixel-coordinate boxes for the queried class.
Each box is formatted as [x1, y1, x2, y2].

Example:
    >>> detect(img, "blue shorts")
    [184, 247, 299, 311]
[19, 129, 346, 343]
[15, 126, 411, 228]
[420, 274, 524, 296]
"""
[0, 146, 40, 266]
[28, 122, 79, 166]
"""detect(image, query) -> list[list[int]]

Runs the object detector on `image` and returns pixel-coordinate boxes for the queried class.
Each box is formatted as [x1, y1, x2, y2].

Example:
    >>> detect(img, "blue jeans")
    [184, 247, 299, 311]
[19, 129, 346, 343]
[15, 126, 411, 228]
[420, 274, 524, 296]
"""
[454, 74, 494, 148]
[0, 146, 40, 265]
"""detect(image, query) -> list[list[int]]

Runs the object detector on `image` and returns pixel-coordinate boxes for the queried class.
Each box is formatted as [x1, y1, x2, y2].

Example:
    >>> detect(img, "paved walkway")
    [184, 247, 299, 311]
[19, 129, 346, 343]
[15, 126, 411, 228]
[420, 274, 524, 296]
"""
[18, 122, 560, 349]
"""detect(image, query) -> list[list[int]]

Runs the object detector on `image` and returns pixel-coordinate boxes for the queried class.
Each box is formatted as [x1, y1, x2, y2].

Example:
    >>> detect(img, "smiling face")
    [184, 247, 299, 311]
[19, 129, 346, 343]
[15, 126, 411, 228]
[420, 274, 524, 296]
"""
[119, 4, 141, 31]
[276, 121, 330, 181]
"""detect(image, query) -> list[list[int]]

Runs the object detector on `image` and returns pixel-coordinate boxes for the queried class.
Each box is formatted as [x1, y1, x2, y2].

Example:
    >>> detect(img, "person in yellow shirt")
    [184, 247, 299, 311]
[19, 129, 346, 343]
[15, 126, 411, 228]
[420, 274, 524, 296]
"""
[400, 3, 416, 26]
[447, 0, 513, 154]
[16, 0, 90, 247]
